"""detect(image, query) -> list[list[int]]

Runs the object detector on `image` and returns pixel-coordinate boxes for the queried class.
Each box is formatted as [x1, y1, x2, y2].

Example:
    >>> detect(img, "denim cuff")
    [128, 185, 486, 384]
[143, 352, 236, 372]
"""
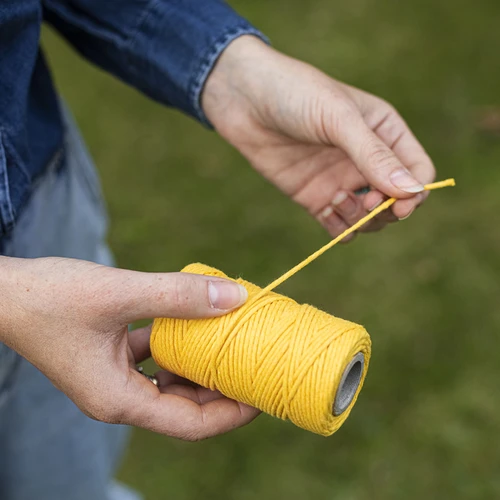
[44, 0, 269, 126]
[126, 0, 270, 125]
[189, 26, 270, 128]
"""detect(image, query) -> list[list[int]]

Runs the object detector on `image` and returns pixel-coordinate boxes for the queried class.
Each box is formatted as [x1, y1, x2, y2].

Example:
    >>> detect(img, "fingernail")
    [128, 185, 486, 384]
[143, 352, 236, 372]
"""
[399, 208, 415, 221]
[332, 191, 356, 215]
[368, 199, 383, 212]
[208, 281, 248, 310]
[390, 168, 424, 193]
[321, 205, 333, 219]
[332, 191, 348, 206]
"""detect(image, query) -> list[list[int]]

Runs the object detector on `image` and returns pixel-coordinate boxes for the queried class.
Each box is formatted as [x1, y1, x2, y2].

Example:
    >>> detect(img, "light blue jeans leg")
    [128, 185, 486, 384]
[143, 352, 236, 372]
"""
[0, 109, 140, 500]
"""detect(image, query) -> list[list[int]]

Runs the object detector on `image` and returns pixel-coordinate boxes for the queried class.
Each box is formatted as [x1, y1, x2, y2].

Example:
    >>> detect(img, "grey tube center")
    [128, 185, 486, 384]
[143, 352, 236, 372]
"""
[333, 352, 365, 416]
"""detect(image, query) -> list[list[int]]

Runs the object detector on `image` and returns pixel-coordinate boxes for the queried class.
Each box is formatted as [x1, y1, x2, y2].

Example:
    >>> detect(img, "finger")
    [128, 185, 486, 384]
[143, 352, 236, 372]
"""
[318, 207, 356, 242]
[392, 192, 426, 220]
[363, 190, 385, 213]
[100, 370, 259, 440]
[129, 384, 260, 440]
[373, 112, 436, 219]
[333, 191, 396, 230]
[361, 187, 418, 220]
[320, 196, 387, 236]
[156, 370, 201, 389]
[321, 190, 391, 234]
[363, 191, 423, 222]
[362, 196, 399, 225]
[128, 325, 152, 363]
[115, 271, 248, 324]
[391, 157, 435, 219]
[384, 123, 436, 187]
[359, 216, 389, 233]
[338, 86, 435, 201]
[342, 87, 436, 192]
[161, 383, 226, 405]
[375, 209, 398, 224]
[331, 191, 366, 227]
[156, 371, 226, 403]
[338, 117, 425, 199]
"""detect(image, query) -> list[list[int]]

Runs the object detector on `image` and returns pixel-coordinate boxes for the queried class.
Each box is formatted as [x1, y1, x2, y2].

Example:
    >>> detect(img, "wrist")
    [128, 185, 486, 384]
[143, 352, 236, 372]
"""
[0, 256, 22, 345]
[202, 35, 277, 135]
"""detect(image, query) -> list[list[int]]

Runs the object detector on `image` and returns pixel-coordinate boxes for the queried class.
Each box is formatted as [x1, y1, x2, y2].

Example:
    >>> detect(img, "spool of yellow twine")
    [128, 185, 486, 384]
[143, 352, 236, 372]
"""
[151, 179, 455, 436]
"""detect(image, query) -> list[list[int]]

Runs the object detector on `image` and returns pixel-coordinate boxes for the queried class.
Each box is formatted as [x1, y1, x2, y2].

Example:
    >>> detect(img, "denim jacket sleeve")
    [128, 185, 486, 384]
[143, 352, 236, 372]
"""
[42, 0, 268, 125]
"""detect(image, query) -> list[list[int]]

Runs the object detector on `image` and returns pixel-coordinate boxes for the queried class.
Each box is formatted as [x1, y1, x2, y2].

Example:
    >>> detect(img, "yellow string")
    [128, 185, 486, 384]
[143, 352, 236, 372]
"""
[151, 179, 455, 436]
[262, 178, 456, 294]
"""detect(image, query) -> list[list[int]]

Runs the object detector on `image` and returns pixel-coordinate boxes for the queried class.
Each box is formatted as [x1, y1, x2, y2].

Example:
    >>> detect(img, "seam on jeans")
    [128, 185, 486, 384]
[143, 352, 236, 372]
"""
[0, 130, 16, 234]
[0, 131, 31, 184]
[28, 146, 65, 192]
[0, 351, 21, 400]
[188, 26, 270, 127]
[58, 104, 109, 219]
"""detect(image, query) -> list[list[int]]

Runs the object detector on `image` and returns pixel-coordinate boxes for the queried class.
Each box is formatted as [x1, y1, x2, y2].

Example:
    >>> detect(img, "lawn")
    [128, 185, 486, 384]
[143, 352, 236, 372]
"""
[42, 0, 500, 498]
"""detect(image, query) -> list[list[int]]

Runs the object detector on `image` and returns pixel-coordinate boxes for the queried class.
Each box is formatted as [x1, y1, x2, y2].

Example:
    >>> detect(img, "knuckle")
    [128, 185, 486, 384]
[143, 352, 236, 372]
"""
[323, 97, 359, 139]
[373, 101, 405, 135]
[374, 96, 399, 116]
[364, 142, 399, 172]
[334, 100, 359, 129]
[335, 98, 358, 119]
[170, 276, 199, 315]
[380, 99, 398, 115]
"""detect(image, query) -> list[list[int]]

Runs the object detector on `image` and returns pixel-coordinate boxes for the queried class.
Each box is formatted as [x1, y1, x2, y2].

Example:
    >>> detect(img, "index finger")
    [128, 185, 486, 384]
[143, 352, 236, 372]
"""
[391, 128, 436, 218]
[140, 393, 259, 441]
[367, 116, 436, 219]
[124, 372, 259, 440]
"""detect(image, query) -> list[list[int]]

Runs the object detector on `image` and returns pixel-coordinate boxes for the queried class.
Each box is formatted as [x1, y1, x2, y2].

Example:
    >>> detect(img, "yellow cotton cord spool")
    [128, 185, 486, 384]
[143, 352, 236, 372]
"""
[152, 263, 371, 435]
[151, 179, 455, 436]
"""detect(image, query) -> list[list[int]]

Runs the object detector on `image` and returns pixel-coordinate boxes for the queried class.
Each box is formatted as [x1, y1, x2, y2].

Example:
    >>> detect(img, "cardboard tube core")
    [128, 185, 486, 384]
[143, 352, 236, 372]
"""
[333, 352, 364, 416]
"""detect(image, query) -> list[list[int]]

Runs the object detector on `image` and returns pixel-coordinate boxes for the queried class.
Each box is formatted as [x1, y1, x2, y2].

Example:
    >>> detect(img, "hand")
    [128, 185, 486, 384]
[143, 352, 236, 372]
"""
[0, 257, 258, 441]
[203, 36, 436, 240]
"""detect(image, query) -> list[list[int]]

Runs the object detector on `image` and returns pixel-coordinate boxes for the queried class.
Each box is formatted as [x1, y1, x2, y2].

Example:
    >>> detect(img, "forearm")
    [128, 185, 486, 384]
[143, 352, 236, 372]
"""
[43, 0, 267, 124]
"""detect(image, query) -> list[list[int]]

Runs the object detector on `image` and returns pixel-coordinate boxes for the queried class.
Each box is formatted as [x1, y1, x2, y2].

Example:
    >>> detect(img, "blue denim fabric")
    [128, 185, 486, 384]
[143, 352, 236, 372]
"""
[0, 0, 267, 240]
[0, 109, 140, 500]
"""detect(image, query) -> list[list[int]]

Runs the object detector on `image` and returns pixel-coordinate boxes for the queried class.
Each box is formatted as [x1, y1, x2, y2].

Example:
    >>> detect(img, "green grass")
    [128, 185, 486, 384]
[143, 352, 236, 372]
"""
[42, 0, 500, 498]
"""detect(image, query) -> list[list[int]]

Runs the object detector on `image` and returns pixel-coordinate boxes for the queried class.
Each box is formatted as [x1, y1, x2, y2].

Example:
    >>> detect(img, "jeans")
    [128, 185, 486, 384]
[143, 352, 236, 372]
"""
[0, 109, 139, 500]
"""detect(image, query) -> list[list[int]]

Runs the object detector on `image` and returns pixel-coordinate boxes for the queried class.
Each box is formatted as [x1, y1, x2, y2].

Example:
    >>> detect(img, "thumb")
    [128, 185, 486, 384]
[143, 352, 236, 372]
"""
[339, 118, 425, 198]
[113, 270, 248, 323]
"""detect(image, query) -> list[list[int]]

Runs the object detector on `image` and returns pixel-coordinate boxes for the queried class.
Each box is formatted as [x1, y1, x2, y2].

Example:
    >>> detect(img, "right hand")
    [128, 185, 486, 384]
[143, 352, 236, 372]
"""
[203, 36, 436, 240]
[0, 256, 259, 441]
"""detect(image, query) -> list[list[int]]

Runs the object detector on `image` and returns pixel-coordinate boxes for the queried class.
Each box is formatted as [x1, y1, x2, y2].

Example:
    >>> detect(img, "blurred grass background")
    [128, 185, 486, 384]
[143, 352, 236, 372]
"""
[42, 0, 500, 498]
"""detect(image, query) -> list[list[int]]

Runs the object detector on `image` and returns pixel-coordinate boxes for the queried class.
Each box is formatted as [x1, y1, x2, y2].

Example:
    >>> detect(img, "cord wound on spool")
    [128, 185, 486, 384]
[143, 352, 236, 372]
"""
[151, 264, 371, 436]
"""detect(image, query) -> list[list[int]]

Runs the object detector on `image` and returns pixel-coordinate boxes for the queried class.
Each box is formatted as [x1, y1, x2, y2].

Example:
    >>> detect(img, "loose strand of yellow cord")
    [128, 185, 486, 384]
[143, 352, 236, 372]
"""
[261, 178, 456, 295]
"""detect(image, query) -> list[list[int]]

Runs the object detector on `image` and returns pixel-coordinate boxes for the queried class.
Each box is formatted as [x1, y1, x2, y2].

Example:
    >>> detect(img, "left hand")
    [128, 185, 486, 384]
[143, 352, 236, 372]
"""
[0, 257, 258, 441]
[202, 36, 436, 240]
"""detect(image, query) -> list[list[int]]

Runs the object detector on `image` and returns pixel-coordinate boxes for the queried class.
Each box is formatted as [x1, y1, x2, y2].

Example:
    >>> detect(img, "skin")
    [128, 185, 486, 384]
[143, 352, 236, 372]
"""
[0, 36, 435, 440]
[0, 257, 256, 441]
[202, 37, 436, 241]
